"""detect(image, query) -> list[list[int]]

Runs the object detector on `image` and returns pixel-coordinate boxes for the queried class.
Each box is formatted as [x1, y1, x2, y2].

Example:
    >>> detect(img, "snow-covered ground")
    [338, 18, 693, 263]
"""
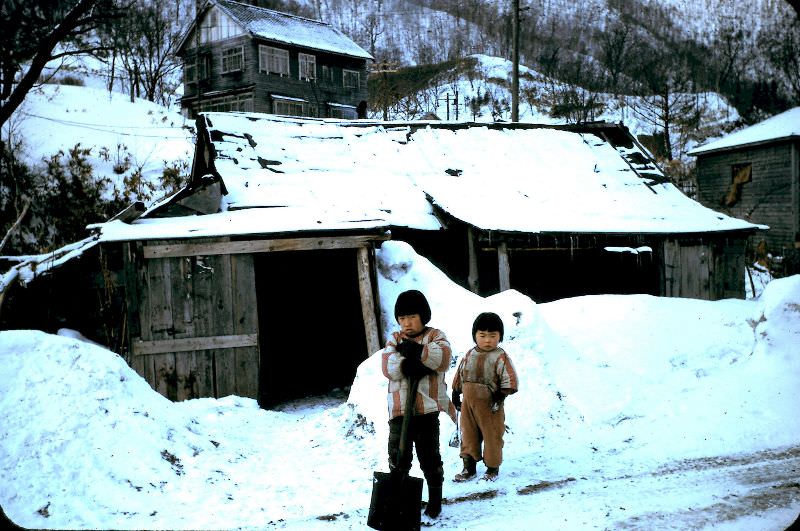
[1, 241, 799, 530]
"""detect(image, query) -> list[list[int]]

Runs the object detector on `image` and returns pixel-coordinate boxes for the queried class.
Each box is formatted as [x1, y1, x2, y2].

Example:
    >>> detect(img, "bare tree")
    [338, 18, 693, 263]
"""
[710, 22, 753, 96]
[105, 0, 183, 105]
[0, 0, 127, 129]
[758, 17, 800, 105]
[631, 48, 697, 161]
[599, 19, 634, 95]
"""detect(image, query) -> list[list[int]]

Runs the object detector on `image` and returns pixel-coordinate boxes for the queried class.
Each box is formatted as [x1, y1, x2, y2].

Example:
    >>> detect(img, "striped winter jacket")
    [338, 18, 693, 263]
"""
[452, 346, 519, 396]
[382, 327, 456, 421]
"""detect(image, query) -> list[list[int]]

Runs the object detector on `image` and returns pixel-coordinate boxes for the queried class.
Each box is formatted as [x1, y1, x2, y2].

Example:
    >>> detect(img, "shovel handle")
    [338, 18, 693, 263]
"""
[396, 376, 420, 468]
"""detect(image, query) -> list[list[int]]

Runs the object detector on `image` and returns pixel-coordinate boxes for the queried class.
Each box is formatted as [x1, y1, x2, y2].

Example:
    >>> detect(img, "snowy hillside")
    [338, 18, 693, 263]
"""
[7, 84, 194, 204]
[295, 0, 790, 65]
[1, 240, 799, 529]
[376, 53, 740, 160]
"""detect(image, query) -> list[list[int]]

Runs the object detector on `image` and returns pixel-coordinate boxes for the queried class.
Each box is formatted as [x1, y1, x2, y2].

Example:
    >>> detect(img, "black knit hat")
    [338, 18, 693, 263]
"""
[472, 312, 504, 342]
[394, 289, 432, 325]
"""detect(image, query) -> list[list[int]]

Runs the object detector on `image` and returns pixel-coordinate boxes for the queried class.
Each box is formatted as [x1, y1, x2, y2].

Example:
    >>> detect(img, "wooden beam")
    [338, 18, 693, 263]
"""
[498, 242, 511, 292]
[143, 235, 387, 259]
[132, 334, 258, 356]
[481, 246, 597, 252]
[467, 226, 479, 293]
[357, 247, 382, 356]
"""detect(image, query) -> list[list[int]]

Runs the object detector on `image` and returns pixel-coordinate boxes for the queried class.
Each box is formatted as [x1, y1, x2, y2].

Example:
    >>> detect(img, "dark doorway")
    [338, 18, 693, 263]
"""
[254, 249, 367, 407]
[478, 246, 660, 302]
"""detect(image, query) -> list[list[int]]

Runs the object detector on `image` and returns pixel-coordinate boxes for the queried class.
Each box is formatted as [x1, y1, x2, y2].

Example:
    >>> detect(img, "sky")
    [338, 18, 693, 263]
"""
[2, 240, 799, 530]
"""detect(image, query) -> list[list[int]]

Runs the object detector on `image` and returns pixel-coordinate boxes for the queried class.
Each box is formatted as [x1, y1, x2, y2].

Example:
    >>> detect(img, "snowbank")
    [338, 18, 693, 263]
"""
[1, 241, 799, 529]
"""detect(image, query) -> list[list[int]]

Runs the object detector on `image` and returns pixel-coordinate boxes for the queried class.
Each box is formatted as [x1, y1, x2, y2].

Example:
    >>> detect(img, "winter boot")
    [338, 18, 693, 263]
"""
[482, 466, 500, 481]
[424, 485, 442, 518]
[453, 457, 477, 482]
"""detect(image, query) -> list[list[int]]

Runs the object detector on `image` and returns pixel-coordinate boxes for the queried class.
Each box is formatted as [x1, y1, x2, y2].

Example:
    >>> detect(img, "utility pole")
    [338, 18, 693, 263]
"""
[512, 0, 520, 122]
[195, 0, 203, 116]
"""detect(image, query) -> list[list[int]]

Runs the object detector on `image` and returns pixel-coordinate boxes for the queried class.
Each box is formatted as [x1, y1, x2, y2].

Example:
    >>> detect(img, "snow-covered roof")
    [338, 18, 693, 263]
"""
[213, 0, 373, 60]
[92, 112, 763, 242]
[689, 107, 800, 155]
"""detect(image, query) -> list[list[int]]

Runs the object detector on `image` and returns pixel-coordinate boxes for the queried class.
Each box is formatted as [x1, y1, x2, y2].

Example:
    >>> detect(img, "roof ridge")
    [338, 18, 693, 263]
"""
[215, 0, 331, 28]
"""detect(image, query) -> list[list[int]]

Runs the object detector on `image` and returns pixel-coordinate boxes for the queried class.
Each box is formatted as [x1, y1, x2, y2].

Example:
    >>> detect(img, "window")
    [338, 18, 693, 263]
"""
[197, 93, 254, 113]
[271, 96, 318, 117]
[343, 69, 360, 89]
[221, 46, 244, 73]
[274, 99, 305, 116]
[321, 65, 333, 84]
[299, 53, 316, 81]
[184, 54, 211, 82]
[724, 163, 752, 207]
[328, 104, 357, 119]
[259, 45, 289, 76]
[184, 63, 196, 83]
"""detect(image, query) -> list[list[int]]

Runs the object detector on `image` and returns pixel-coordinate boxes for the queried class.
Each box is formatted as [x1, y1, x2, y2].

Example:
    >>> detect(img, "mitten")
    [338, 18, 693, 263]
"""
[491, 390, 506, 413]
[398, 340, 424, 360]
[451, 390, 462, 411]
[401, 357, 433, 378]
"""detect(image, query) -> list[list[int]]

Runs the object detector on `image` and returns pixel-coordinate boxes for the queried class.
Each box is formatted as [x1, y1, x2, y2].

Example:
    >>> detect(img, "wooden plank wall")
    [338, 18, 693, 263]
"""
[128, 239, 260, 401]
[711, 237, 746, 300]
[696, 143, 796, 253]
[663, 237, 746, 300]
[126, 235, 384, 402]
[663, 240, 711, 300]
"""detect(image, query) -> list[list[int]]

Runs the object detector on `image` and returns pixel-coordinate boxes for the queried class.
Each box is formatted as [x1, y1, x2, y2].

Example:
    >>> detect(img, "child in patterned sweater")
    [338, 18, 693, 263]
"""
[451, 312, 519, 481]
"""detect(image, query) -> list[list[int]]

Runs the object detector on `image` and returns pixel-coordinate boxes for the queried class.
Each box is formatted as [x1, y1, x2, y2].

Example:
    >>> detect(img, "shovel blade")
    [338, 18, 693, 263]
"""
[367, 471, 423, 530]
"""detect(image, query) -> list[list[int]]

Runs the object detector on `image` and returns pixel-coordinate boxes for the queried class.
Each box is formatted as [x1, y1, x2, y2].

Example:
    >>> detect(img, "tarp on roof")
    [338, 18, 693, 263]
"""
[215, 0, 372, 60]
[689, 107, 800, 155]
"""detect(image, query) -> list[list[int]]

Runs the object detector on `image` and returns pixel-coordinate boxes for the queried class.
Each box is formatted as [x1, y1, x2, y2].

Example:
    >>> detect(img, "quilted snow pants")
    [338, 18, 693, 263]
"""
[459, 382, 506, 468]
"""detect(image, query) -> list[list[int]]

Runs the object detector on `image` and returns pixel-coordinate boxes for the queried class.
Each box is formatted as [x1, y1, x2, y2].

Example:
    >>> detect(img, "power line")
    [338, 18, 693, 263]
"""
[16, 111, 193, 139]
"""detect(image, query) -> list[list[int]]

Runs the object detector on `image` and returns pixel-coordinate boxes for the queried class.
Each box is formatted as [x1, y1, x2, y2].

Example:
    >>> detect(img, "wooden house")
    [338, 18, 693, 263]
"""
[1, 113, 763, 407]
[689, 107, 800, 274]
[177, 0, 372, 119]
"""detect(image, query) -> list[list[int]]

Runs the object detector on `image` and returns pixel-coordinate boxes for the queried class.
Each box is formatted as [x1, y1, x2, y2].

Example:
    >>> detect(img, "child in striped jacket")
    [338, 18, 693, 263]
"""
[451, 312, 519, 482]
[381, 289, 455, 518]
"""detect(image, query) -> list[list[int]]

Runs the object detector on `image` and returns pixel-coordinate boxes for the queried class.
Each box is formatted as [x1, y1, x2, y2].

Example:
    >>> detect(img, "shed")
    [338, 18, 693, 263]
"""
[689, 107, 800, 274]
[3, 112, 763, 406]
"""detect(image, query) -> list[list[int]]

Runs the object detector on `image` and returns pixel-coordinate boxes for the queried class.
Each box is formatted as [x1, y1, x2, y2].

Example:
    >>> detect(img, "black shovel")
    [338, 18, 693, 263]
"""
[367, 376, 424, 531]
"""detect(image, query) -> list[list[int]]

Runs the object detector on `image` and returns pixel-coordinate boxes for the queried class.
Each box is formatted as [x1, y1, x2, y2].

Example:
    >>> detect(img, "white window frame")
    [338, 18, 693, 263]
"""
[343, 69, 360, 89]
[299, 53, 316, 81]
[221, 46, 244, 74]
[259, 45, 290, 76]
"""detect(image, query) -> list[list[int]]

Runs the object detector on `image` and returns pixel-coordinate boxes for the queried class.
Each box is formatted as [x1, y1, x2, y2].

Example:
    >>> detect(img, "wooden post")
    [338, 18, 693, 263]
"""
[467, 227, 479, 293]
[357, 247, 381, 356]
[792, 142, 799, 250]
[231, 254, 260, 400]
[498, 242, 511, 292]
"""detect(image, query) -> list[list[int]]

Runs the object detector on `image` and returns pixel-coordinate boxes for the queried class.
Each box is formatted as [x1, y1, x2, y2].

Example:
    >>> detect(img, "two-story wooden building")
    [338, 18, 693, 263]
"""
[177, 0, 372, 119]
